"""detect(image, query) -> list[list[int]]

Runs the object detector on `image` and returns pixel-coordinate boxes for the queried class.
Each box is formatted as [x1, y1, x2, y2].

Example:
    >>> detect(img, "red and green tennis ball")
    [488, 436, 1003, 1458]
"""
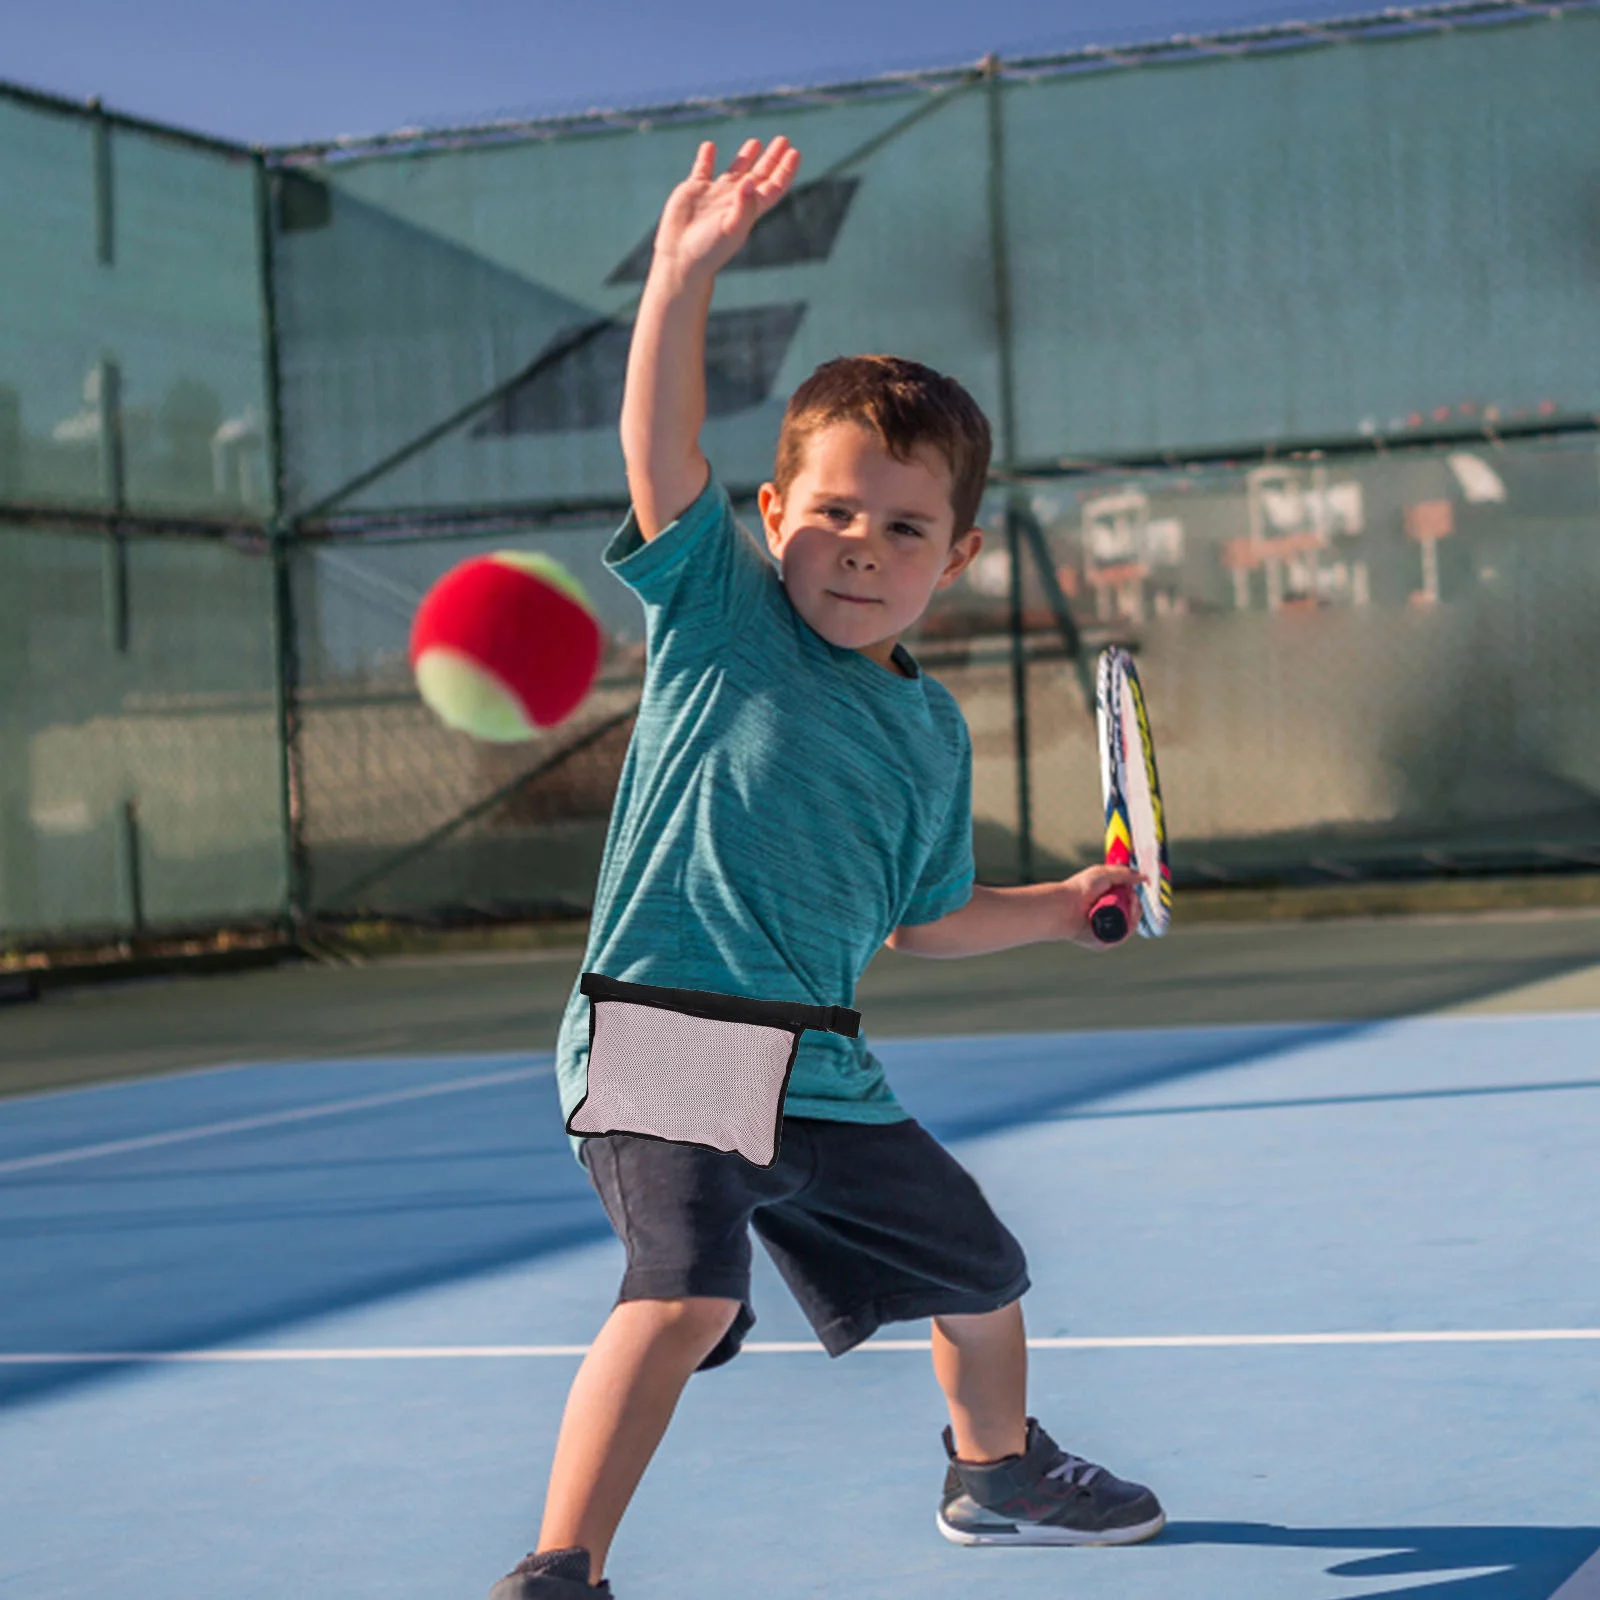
[409, 551, 602, 741]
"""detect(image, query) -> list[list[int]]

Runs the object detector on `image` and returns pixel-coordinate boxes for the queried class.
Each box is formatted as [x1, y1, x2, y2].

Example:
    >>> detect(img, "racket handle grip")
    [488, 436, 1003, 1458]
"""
[1089, 887, 1133, 944]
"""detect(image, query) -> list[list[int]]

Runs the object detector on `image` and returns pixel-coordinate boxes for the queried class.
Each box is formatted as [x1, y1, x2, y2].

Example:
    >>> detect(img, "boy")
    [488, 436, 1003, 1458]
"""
[491, 135, 1162, 1599]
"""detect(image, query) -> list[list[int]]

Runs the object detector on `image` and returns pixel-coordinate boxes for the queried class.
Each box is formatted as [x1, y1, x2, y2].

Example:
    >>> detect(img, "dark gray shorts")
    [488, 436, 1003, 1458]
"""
[579, 1116, 1030, 1372]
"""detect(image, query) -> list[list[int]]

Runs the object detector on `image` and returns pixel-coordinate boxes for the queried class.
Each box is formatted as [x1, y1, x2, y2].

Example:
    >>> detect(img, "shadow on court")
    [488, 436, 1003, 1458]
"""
[1160, 1522, 1600, 1599]
[884, 1019, 1368, 1142]
[0, 1020, 1363, 1410]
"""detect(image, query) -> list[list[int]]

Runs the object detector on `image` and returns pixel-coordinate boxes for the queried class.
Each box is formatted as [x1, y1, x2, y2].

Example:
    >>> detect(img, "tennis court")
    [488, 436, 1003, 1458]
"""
[3, 909, 1598, 1599]
[7, 7, 1600, 1596]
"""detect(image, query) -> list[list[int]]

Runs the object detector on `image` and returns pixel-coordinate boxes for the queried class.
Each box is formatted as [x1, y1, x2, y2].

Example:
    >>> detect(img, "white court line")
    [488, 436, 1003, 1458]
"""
[1553, 1547, 1600, 1600]
[0, 1064, 551, 1177]
[4, 1328, 1600, 1364]
[0, 1049, 552, 1110]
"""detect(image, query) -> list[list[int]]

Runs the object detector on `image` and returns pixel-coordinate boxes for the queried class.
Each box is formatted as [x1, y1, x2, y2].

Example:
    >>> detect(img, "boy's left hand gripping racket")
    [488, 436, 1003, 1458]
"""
[1089, 647, 1172, 944]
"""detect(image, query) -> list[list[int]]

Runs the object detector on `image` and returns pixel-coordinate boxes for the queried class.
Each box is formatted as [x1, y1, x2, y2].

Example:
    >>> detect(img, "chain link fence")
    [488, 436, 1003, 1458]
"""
[4, 1, 1599, 952]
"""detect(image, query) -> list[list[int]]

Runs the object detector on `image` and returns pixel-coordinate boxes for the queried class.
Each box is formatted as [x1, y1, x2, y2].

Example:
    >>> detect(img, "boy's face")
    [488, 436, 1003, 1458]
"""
[758, 421, 983, 677]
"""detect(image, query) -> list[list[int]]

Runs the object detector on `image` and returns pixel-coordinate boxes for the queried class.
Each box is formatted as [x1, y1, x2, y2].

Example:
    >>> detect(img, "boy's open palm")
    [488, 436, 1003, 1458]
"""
[654, 137, 802, 279]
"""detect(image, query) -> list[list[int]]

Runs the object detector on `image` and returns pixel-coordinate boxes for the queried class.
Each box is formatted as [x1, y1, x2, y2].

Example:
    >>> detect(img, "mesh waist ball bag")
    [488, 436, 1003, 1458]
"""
[567, 971, 863, 1168]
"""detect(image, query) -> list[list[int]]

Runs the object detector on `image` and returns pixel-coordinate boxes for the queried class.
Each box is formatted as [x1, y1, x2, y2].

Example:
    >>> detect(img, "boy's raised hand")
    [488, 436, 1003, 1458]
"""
[620, 136, 800, 536]
[652, 137, 802, 281]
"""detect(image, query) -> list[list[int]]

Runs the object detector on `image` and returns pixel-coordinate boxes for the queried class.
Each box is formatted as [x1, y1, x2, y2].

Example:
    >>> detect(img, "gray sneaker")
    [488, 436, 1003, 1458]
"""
[488, 1545, 613, 1598]
[938, 1416, 1166, 1547]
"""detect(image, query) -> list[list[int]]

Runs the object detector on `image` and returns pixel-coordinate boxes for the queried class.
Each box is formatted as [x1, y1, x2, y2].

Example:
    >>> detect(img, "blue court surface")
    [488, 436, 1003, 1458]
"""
[3, 1008, 1598, 1598]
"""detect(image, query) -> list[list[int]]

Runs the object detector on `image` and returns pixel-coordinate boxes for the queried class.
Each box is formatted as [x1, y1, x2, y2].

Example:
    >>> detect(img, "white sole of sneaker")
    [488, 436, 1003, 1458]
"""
[937, 1508, 1167, 1547]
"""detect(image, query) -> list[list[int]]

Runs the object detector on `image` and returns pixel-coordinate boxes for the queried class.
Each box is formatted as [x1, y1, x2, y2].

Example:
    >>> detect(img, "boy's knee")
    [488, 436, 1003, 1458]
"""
[676, 1296, 743, 1341]
[629, 1294, 742, 1343]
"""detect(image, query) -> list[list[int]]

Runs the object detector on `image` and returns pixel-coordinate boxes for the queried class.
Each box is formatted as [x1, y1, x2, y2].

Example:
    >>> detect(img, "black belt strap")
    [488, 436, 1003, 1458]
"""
[581, 971, 860, 1039]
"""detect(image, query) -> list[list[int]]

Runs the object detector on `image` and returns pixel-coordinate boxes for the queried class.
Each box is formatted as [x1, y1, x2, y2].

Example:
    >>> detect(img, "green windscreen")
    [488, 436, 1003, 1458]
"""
[269, 85, 995, 518]
[6, 9, 1600, 953]
[0, 521, 286, 942]
[0, 96, 269, 518]
[1004, 14, 1600, 463]
[269, 10, 1600, 526]
[0, 95, 283, 948]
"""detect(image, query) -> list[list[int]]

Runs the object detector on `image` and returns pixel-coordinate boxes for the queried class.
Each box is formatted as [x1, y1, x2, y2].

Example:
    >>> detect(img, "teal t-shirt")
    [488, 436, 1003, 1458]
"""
[554, 473, 976, 1167]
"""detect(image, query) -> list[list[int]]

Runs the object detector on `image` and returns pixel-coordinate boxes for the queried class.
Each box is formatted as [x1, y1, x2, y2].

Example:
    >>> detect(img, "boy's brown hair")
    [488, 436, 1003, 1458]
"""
[772, 355, 993, 541]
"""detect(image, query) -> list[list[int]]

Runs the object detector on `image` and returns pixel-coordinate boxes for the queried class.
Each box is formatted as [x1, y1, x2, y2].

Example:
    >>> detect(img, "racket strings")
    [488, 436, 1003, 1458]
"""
[1097, 647, 1171, 939]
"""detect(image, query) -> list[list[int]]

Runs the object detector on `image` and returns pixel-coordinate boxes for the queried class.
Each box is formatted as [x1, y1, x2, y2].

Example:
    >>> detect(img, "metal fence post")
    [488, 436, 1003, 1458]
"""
[254, 156, 308, 940]
[984, 55, 1033, 885]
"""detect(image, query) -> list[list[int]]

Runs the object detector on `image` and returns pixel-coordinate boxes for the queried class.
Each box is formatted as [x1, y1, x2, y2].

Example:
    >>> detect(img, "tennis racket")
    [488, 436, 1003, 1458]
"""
[1088, 646, 1172, 944]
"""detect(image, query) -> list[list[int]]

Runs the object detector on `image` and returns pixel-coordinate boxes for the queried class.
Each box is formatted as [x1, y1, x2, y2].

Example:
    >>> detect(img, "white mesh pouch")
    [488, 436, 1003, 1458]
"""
[567, 972, 863, 1168]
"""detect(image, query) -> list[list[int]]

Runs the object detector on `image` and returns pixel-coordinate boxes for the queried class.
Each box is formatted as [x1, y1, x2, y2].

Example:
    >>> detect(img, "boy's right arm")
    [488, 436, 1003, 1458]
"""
[621, 136, 801, 541]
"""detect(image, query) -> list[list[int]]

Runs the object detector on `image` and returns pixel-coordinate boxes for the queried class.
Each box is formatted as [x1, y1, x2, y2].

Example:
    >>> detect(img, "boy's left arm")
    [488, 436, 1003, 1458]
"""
[888, 864, 1145, 957]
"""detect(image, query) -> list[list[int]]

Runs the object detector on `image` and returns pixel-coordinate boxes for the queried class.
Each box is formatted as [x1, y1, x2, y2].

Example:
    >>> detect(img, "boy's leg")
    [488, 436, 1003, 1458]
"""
[932, 1298, 1166, 1545]
[536, 1296, 742, 1583]
[931, 1300, 1030, 1463]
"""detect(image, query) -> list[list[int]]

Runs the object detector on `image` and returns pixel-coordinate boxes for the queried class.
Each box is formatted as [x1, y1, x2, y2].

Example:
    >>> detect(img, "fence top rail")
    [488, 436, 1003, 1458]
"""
[264, 0, 1598, 166]
[6, 0, 1592, 170]
[0, 78, 253, 160]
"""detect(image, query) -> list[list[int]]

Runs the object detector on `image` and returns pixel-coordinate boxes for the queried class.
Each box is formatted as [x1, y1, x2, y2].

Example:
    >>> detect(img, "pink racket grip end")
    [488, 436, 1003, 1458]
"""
[1089, 885, 1135, 944]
